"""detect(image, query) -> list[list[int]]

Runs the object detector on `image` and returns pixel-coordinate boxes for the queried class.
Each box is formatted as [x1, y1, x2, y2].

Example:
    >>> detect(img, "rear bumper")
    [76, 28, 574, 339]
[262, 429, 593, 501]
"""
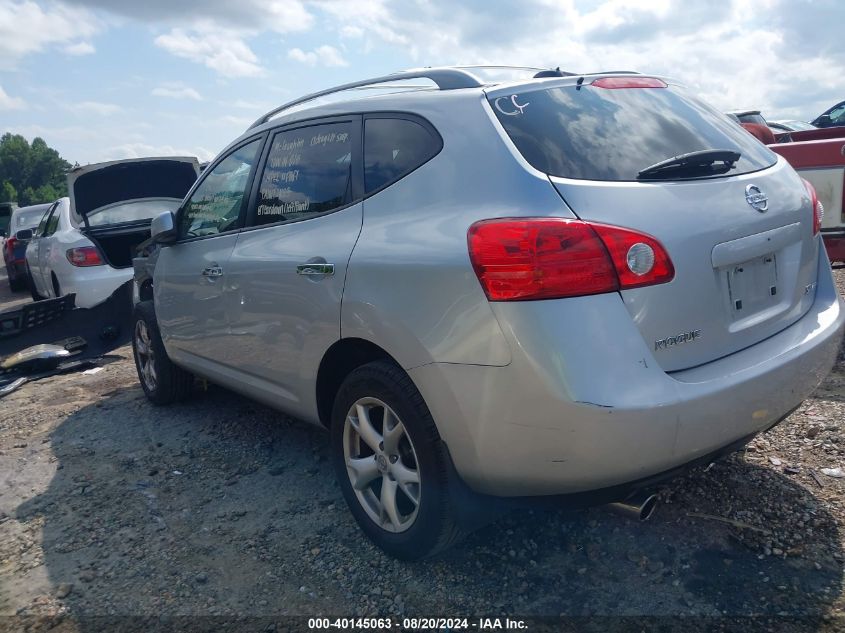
[59, 266, 133, 308]
[410, 250, 844, 497]
[823, 228, 845, 264]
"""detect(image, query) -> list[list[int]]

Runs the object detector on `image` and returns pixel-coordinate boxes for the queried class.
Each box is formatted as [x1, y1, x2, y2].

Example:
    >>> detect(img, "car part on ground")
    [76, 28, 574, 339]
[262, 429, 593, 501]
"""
[0, 281, 131, 359]
[0, 336, 94, 398]
[0, 293, 75, 339]
[133, 66, 845, 557]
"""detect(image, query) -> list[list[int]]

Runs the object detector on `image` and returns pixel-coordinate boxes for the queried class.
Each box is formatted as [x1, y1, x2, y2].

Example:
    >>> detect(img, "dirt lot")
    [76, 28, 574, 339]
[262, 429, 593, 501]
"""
[1, 267, 844, 631]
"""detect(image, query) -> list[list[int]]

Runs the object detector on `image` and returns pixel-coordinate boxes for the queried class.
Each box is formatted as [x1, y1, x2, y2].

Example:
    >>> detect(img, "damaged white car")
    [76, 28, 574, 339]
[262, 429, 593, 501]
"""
[25, 157, 200, 308]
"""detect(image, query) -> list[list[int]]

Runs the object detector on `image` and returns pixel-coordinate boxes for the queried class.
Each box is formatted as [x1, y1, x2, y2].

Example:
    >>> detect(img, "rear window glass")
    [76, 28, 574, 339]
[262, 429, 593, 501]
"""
[490, 82, 777, 181]
[364, 118, 440, 193]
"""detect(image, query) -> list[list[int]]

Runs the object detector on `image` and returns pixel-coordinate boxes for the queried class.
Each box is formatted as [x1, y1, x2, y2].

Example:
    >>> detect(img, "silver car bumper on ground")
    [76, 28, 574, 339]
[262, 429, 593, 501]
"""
[410, 250, 845, 497]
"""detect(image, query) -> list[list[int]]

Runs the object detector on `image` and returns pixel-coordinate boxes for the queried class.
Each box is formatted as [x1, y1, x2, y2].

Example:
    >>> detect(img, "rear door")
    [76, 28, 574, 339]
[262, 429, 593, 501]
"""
[154, 137, 264, 365]
[27, 203, 55, 294]
[36, 202, 62, 295]
[224, 117, 362, 420]
[488, 78, 820, 371]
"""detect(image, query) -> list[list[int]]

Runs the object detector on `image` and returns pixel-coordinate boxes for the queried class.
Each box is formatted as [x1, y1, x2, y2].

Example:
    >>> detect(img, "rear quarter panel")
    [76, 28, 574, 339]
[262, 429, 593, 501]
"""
[341, 93, 573, 369]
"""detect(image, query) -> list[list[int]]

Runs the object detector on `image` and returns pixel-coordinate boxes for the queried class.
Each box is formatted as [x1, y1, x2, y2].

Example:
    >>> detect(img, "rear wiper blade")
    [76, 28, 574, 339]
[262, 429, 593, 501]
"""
[637, 149, 741, 180]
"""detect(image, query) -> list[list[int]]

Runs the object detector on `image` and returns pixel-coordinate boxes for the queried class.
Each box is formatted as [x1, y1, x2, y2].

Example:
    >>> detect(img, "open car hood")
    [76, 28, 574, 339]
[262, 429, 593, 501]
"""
[68, 156, 200, 226]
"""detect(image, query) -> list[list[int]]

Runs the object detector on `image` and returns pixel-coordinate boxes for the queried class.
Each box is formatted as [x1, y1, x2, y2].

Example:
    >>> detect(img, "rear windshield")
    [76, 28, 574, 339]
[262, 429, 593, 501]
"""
[73, 160, 198, 218]
[489, 82, 777, 181]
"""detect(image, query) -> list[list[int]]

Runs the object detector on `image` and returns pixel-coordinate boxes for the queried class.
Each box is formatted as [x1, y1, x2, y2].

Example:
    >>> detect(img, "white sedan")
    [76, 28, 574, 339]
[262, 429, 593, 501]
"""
[25, 157, 200, 308]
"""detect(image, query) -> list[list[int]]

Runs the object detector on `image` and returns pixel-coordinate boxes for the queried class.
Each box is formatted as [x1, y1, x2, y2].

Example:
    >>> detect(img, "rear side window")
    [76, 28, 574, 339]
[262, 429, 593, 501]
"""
[44, 206, 60, 236]
[252, 121, 353, 227]
[36, 205, 55, 236]
[364, 118, 440, 193]
[490, 82, 777, 181]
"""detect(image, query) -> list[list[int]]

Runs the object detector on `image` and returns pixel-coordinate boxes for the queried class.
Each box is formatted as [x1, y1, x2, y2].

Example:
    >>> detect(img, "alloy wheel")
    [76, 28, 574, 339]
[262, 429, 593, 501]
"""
[343, 397, 421, 533]
[134, 320, 157, 391]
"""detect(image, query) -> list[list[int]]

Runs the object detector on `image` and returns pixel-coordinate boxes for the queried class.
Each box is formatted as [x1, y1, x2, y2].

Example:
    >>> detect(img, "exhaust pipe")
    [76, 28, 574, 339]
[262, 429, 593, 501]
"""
[607, 491, 659, 522]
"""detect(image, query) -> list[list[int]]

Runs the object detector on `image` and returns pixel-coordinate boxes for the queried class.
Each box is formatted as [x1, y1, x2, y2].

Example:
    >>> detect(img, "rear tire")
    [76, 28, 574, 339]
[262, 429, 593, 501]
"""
[132, 301, 193, 405]
[330, 360, 464, 560]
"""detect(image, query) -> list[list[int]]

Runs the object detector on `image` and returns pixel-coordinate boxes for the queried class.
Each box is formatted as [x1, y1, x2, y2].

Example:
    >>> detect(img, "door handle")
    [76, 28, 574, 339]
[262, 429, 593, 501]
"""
[296, 263, 335, 276]
[202, 265, 223, 279]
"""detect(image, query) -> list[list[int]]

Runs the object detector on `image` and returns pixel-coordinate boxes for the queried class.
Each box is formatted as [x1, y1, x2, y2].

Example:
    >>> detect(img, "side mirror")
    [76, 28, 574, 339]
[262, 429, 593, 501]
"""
[151, 211, 177, 244]
[15, 229, 33, 240]
[816, 114, 832, 127]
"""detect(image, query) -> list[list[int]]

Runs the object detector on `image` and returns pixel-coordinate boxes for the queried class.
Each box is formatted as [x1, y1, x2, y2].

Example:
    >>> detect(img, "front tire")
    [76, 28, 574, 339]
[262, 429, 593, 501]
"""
[331, 360, 463, 560]
[132, 301, 193, 405]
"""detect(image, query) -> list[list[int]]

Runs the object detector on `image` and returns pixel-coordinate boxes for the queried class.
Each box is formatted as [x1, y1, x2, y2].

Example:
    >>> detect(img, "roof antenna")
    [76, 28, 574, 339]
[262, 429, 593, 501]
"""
[576, 76, 585, 90]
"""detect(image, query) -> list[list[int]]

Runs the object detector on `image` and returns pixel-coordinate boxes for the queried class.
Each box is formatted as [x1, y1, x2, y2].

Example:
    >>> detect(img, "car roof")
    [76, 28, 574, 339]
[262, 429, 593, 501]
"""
[227, 65, 648, 155]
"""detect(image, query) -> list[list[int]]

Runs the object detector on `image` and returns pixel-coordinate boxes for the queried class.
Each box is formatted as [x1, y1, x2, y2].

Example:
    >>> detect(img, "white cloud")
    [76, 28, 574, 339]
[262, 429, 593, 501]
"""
[0, 84, 26, 110]
[103, 142, 216, 163]
[154, 27, 264, 77]
[66, 101, 122, 116]
[0, 1, 100, 69]
[288, 45, 348, 67]
[152, 82, 203, 101]
[64, 41, 95, 55]
[64, 0, 314, 33]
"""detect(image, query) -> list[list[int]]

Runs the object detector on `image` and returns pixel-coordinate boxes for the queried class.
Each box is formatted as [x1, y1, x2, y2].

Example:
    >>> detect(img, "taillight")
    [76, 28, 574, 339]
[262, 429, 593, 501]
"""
[801, 178, 824, 235]
[591, 77, 667, 89]
[66, 246, 104, 267]
[467, 218, 674, 301]
[5, 236, 17, 257]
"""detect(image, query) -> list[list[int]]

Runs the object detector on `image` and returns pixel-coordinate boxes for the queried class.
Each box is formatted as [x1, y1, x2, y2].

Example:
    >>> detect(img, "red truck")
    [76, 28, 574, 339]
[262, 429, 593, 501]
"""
[768, 128, 845, 266]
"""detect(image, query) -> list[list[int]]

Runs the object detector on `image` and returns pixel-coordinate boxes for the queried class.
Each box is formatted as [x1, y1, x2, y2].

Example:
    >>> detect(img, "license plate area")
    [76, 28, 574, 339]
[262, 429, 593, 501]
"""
[726, 254, 778, 319]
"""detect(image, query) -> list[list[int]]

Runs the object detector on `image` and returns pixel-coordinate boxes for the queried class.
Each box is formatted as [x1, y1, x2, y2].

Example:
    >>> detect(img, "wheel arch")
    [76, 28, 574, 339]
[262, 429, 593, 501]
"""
[316, 337, 400, 427]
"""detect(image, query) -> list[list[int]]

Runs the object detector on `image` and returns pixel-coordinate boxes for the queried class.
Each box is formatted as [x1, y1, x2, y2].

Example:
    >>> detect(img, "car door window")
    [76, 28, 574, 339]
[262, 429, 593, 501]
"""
[178, 139, 262, 239]
[43, 204, 60, 236]
[830, 106, 845, 125]
[35, 205, 54, 237]
[364, 117, 441, 193]
[251, 121, 354, 227]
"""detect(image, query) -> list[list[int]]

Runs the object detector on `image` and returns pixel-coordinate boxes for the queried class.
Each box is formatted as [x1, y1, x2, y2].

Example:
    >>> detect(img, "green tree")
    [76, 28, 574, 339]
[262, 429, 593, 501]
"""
[0, 180, 16, 203]
[0, 133, 72, 205]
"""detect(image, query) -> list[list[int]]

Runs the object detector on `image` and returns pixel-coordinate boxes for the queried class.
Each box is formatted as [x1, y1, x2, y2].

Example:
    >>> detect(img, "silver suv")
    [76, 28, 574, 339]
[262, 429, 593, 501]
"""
[133, 67, 845, 559]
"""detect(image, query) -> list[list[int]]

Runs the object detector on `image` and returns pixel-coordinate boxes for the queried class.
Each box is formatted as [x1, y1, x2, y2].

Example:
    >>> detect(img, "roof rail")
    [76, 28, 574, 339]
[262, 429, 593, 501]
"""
[249, 67, 485, 130]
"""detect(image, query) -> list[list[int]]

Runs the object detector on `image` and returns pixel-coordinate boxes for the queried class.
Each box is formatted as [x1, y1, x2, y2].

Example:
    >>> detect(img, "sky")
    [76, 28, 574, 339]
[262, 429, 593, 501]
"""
[0, 0, 843, 166]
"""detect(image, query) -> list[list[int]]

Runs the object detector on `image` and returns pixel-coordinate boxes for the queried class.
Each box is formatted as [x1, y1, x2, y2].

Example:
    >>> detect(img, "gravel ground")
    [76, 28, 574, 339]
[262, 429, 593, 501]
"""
[0, 269, 843, 631]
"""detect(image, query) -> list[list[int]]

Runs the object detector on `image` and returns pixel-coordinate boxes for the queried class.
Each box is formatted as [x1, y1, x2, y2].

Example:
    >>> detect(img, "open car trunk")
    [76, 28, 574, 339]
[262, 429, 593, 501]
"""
[84, 222, 152, 269]
[68, 157, 201, 267]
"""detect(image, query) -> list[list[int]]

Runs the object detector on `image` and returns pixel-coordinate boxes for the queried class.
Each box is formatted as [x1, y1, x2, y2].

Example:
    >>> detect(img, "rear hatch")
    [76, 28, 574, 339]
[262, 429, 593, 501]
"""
[68, 157, 200, 229]
[488, 77, 819, 371]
